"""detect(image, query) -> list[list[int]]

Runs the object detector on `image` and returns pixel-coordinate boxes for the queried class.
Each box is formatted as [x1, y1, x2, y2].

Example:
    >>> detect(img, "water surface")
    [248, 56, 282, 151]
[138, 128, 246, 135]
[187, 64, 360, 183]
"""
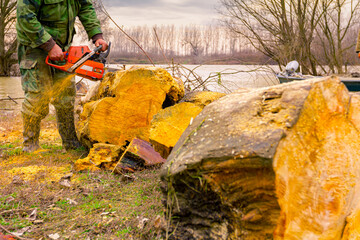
[0, 77, 23, 111]
[0, 65, 280, 111]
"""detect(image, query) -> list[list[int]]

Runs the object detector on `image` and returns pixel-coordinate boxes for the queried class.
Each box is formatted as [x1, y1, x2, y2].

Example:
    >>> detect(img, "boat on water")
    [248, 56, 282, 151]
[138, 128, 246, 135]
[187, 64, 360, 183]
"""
[276, 61, 360, 92]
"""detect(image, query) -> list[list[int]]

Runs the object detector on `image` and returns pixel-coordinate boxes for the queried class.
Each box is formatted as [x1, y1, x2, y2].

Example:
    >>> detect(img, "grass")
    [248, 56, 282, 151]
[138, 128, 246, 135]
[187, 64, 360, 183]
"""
[0, 111, 165, 239]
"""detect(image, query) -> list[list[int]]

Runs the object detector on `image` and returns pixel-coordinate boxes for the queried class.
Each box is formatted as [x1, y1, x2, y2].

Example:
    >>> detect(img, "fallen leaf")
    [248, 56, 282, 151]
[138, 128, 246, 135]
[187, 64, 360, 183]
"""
[66, 198, 78, 205]
[48, 233, 60, 240]
[60, 173, 73, 180]
[59, 179, 71, 188]
[11, 226, 31, 237]
[121, 174, 137, 182]
[27, 208, 37, 221]
[11, 176, 23, 185]
[137, 216, 149, 230]
[154, 215, 164, 229]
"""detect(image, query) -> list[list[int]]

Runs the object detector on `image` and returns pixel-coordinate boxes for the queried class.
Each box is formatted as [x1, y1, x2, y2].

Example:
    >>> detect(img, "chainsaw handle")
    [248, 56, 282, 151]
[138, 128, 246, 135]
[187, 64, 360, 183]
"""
[94, 44, 103, 52]
[45, 52, 69, 71]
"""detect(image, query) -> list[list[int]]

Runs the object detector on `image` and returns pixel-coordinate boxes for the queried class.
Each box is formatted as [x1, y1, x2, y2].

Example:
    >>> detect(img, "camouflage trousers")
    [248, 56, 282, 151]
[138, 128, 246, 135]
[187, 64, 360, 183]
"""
[18, 44, 76, 119]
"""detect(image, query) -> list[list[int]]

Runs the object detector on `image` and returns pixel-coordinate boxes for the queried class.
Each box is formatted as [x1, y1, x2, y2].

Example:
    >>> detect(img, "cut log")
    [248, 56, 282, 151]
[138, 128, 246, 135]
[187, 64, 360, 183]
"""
[127, 138, 167, 166]
[160, 77, 360, 239]
[74, 139, 166, 173]
[77, 66, 184, 149]
[74, 143, 121, 172]
[149, 102, 203, 159]
[149, 92, 226, 158]
[180, 91, 226, 108]
[341, 201, 360, 240]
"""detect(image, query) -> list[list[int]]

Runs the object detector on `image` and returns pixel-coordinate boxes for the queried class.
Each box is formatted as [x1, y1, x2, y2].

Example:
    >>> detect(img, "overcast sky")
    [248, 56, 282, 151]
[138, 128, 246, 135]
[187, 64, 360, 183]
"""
[102, 0, 221, 26]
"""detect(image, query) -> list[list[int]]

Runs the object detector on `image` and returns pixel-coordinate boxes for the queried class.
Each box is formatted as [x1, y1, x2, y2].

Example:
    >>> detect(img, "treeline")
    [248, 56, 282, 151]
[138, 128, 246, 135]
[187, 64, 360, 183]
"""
[220, 0, 360, 75]
[92, 23, 359, 67]
[101, 25, 273, 65]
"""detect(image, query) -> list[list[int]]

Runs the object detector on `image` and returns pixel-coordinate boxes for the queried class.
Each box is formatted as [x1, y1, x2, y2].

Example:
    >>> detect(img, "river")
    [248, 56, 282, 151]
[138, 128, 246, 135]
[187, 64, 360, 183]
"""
[0, 65, 280, 111]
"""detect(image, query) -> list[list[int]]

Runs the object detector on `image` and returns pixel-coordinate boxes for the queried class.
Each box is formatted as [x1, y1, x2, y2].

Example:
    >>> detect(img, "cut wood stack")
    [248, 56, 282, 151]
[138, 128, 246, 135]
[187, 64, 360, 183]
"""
[161, 77, 360, 239]
[75, 66, 228, 172]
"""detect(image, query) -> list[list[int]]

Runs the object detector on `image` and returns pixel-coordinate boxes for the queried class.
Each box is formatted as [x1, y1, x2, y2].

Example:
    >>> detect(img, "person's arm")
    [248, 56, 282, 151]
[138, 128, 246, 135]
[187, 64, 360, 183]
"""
[78, 0, 107, 51]
[17, 0, 63, 60]
[17, 0, 52, 49]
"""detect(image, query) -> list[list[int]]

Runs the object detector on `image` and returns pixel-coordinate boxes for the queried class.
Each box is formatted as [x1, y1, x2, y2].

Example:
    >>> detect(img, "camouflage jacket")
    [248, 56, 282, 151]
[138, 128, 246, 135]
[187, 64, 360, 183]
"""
[16, 0, 102, 50]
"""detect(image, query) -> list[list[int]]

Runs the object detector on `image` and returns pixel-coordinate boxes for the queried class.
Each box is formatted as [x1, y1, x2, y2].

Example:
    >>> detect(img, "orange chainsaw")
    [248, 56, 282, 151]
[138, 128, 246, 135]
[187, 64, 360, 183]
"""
[45, 42, 111, 81]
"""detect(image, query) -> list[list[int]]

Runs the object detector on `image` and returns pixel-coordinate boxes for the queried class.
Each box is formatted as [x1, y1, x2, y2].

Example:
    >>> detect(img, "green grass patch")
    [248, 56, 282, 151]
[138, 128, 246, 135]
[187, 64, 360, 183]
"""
[41, 143, 63, 150]
[0, 113, 164, 239]
[3, 147, 22, 156]
[0, 170, 164, 239]
[0, 143, 14, 149]
[116, 227, 133, 237]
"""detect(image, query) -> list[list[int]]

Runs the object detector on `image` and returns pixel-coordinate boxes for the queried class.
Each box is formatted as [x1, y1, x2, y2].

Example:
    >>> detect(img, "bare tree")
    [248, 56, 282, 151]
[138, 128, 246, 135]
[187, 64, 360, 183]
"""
[75, 0, 111, 43]
[183, 25, 204, 57]
[219, 0, 360, 75]
[316, 0, 360, 74]
[0, 0, 17, 76]
[107, 24, 271, 64]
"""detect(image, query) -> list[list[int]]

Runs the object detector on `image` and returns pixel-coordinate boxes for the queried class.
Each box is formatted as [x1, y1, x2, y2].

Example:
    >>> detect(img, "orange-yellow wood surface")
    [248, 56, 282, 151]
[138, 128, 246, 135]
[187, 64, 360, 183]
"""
[161, 77, 360, 239]
[182, 91, 226, 108]
[77, 66, 184, 148]
[149, 102, 202, 158]
[74, 143, 121, 172]
[342, 201, 360, 240]
[273, 81, 360, 239]
[150, 102, 203, 148]
[149, 91, 225, 158]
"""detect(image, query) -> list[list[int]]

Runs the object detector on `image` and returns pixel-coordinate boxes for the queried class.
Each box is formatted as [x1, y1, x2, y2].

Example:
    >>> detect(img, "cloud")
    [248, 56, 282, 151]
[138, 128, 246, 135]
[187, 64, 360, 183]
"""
[105, 0, 162, 7]
[104, 0, 216, 8]
[103, 0, 219, 26]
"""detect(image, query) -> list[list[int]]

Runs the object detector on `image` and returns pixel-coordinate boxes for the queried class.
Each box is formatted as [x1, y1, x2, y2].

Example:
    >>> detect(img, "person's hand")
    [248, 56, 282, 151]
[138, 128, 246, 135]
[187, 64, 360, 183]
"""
[48, 44, 64, 61]
[95, 39, 108, 51]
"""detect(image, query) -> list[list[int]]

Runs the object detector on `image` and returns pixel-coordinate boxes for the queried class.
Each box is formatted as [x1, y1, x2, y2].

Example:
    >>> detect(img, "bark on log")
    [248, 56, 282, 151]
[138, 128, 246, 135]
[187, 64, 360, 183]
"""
[77, 66, 184, 149]
[160, 77, 360, 239]
[180, 91, 226, 108]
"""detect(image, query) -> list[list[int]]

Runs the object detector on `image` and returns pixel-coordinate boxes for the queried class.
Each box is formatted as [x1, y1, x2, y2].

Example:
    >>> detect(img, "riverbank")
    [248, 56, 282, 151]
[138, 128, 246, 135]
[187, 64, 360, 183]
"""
[0, 110, 164, 239]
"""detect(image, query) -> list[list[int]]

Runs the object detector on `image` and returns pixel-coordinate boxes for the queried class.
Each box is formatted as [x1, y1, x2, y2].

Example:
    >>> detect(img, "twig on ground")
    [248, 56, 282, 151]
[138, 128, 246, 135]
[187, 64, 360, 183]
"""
[0, 97, 24, 101]
[0, 209, 33, 216]
[7, 95, 19, 104]
[111, 139, 134, 174]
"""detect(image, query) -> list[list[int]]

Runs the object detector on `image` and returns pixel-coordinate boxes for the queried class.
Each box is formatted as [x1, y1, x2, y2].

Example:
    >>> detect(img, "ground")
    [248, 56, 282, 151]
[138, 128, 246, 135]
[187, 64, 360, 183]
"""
[0, 109, 164, 240]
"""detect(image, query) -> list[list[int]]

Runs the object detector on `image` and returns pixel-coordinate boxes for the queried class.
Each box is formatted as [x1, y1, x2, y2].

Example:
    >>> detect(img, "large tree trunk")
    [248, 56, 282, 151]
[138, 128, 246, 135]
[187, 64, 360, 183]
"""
[0, 0, 17, 77]
[161, 77, 360, 239]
